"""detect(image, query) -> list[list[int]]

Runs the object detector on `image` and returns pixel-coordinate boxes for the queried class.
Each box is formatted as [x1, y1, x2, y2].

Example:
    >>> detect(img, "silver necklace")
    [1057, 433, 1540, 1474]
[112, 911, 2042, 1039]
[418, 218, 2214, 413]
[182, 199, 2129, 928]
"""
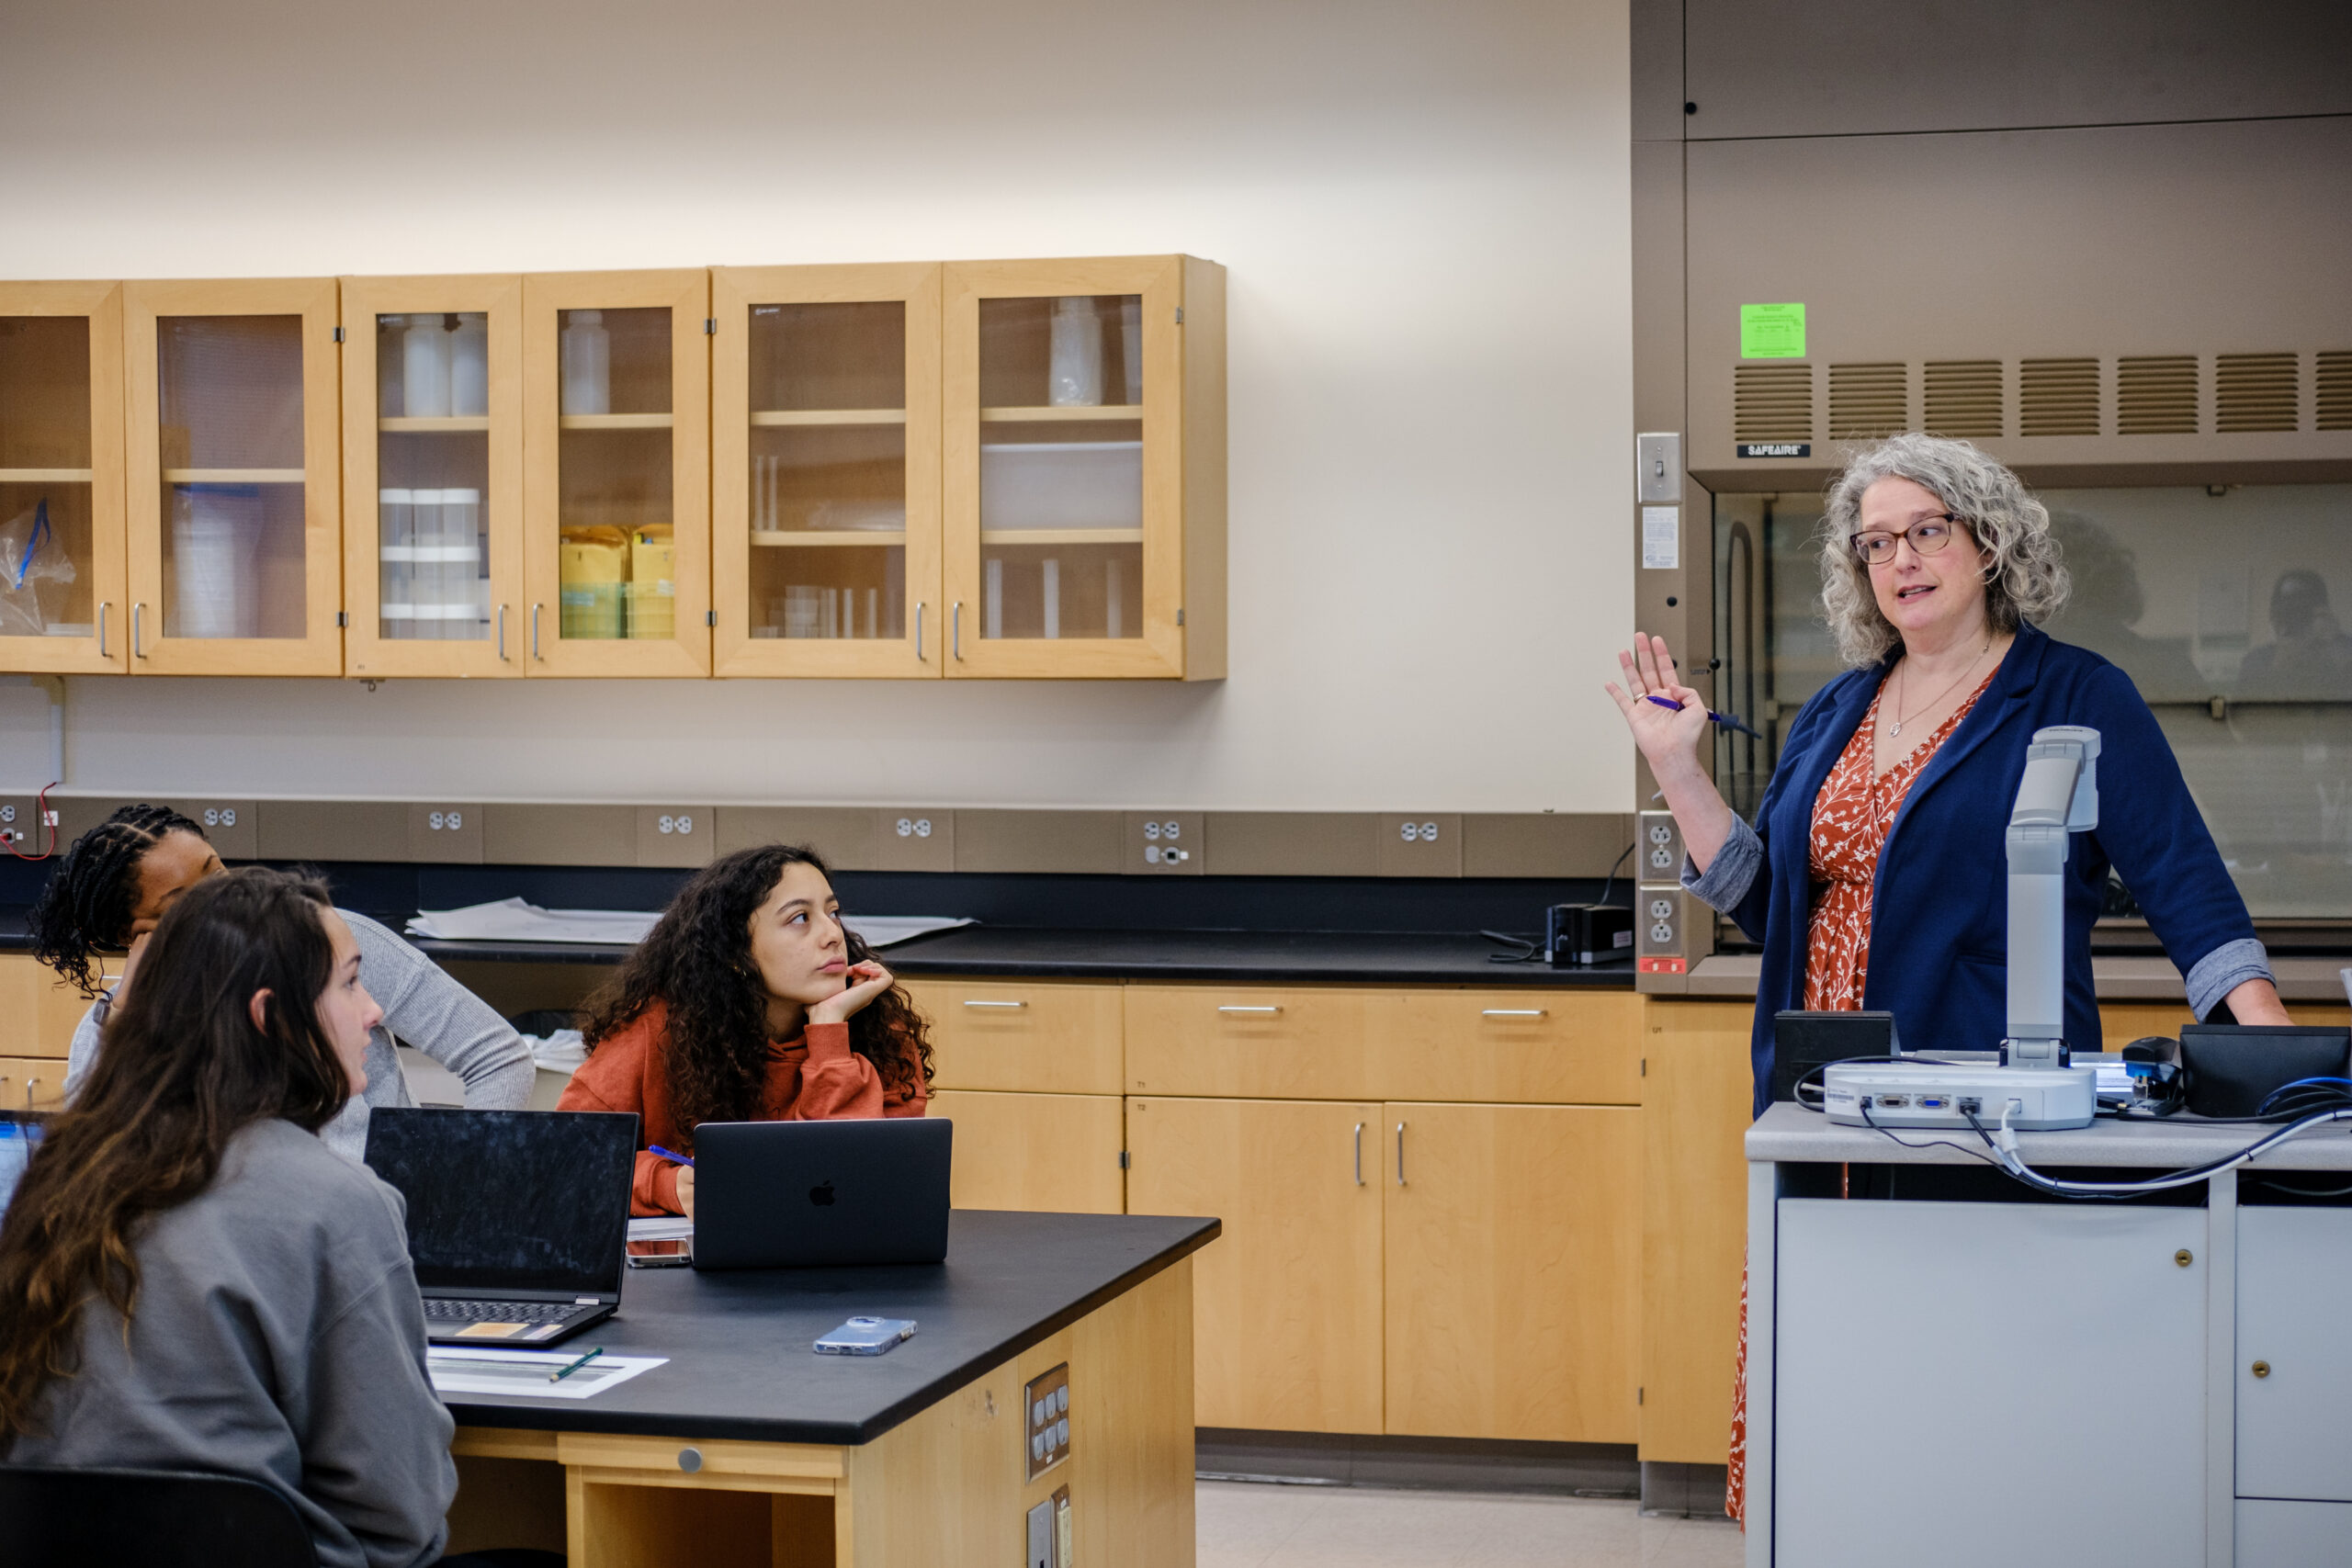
[1888, 636, 1992, 739]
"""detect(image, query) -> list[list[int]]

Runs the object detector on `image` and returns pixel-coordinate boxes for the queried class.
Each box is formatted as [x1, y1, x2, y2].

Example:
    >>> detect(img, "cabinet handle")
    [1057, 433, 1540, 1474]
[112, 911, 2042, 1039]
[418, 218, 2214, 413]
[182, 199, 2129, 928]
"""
[1217, 1005, 1282, 1015]
[531, 603, 543, 661]
[22, 1077, 38, 1111]
[1481, 1009, 1546, 1018]
[916, 602, 926, 660]
[1353, 1122, 1364, 1186]
[2252, 1360, 2271, 1379]
[1396, 1122, 1407, 1186]
[132, 602, 146, 659]
[496, 604, 508, 661]
[963, 999, 1026, 1010]
[97, 601, 109, 658]
[952, 601, 963, 660]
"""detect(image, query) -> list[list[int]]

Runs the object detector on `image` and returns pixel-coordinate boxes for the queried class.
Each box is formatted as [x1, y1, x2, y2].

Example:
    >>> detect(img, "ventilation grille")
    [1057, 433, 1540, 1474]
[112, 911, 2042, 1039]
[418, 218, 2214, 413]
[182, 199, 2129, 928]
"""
[1734, 365, 1813, 444]
[2317, 352, 2352, 432]
[2018, 359, 2099, 436]
[2117, 355, 2199, 434]
[1923, 361, 2003, 438]
[1826, 363, 1908, 439]
[2211, 353, 2299, 434]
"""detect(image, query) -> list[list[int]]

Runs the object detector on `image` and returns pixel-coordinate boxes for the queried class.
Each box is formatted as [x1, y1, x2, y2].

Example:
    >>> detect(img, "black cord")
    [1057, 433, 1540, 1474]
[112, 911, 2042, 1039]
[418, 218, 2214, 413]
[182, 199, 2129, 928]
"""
[1596, 841, 1635, 909]
[1481, 930, 1541, 964]
[1855, 1102, 1996, 1164]
[2246, 1174, 2352, 1198]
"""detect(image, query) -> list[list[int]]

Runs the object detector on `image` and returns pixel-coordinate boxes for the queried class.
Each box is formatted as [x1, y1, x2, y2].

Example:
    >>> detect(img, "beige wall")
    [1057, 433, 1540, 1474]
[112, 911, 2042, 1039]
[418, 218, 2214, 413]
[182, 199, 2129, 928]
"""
[0, 0, 1634, 812]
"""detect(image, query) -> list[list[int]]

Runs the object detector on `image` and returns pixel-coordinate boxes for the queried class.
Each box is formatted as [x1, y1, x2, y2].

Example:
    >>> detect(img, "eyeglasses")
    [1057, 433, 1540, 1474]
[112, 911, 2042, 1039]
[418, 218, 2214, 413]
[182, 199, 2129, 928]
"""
[1852, 513, 1964, 566]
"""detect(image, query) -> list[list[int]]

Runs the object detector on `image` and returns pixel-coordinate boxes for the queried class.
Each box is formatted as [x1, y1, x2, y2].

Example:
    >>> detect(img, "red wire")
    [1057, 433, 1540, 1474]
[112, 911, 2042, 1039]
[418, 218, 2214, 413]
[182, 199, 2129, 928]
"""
[3, 781, 57, 861]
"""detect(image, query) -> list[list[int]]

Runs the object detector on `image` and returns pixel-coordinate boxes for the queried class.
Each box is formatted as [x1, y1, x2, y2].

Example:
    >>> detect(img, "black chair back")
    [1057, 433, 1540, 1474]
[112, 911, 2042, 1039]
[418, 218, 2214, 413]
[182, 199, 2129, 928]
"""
[0, 1464, 316, 1568]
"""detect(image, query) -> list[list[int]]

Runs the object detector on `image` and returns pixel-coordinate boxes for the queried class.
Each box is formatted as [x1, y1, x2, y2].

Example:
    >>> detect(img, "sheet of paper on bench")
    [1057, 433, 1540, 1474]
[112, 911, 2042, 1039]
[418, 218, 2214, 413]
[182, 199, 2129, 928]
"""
[427, 1348, 667, 1400]
[407, 897, 969, 949]
[628, 1217, 694, 1241]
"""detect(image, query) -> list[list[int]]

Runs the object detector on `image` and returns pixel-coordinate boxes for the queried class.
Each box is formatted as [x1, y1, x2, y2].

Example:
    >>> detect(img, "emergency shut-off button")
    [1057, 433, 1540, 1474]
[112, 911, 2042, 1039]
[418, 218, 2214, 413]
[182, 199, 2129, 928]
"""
[677, 1448, 704, 1472]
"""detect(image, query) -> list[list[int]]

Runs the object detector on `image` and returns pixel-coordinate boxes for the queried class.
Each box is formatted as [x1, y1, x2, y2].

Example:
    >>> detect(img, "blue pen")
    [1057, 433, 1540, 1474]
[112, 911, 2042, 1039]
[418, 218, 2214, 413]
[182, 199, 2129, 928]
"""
[1645, 693, 1765, 739]
[648, 1145, 695, 1167]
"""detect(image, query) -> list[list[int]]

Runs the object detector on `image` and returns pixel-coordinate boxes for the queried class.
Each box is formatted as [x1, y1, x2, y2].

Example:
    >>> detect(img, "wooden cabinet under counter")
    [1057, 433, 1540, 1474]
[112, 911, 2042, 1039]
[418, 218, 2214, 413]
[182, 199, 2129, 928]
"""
[0, 1056, 70, 1112]
[1368, 989, 1643, 1105]
[1122, 984, 1379, 1100]
[928, 1089, 1125, 1214]
[901, 978, 1123, 1095]
[0, 951, 88, 1058]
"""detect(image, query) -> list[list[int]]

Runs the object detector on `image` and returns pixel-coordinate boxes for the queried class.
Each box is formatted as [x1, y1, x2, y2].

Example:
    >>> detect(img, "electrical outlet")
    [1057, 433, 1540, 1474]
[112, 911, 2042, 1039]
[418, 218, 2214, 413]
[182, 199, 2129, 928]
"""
[1637, 886, 1687, 975]
[1637, 809, 1683, 879]
[1124, 811, 1204, 875]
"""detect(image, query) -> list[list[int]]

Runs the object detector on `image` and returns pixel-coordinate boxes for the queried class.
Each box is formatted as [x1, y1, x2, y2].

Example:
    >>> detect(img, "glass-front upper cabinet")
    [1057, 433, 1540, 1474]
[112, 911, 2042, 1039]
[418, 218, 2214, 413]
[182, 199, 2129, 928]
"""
[521, 270, 710, 678]
[711, 265, 940, 678]
[943, 255, 1226, 680]
[124, 279, 343, 674]
[340, 276, 523, 680]
[0, 282, 126, 674]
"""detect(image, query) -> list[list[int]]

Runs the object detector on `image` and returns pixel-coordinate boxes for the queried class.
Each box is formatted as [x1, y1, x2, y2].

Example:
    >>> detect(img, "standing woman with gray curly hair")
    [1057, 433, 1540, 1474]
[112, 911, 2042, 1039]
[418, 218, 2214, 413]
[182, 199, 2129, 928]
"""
[1609, 433, 2290, 1111]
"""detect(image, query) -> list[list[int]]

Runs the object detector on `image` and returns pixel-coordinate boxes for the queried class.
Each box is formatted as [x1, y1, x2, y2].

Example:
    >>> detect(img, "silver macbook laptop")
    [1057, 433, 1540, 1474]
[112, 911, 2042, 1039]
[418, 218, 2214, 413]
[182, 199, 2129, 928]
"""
[691, 1118, 952, 1270]
[364, 1107, 638, 1347]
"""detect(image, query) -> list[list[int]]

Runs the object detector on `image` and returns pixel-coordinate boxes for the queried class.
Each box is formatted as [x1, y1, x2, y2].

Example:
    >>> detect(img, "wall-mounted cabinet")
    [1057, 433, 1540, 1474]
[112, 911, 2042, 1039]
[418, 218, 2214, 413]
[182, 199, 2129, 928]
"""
[522, 270, 710, 678]
[944, 256, 1224, 680]
[124, 279, 343, 675]
[341, 275, 524, 680]
[0, 282, 126, 674]
[712, 264, 941, 677]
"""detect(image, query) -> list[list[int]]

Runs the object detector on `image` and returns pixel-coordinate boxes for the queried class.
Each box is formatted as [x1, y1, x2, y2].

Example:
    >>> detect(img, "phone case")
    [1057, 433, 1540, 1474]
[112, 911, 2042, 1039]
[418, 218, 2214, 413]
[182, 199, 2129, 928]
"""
[813, 1315, 918, 1355]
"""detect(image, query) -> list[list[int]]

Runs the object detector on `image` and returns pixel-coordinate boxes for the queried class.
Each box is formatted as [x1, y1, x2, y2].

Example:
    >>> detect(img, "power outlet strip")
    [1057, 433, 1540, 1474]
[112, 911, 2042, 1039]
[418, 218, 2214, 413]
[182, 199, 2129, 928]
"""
[1823, 1062, 2098, 1132]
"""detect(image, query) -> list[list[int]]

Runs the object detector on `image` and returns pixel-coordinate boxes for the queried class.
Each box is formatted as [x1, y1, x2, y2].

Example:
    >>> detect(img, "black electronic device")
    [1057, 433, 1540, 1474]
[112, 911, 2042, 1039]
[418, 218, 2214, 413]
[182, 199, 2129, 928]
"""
[1771, 1010, 1902, 1103]
[1547, 903, 1634, 966]
[2177, 1024, 2352, 1119]
[691, 1117, 953, 1270]
[363, 1107, 638, 1347]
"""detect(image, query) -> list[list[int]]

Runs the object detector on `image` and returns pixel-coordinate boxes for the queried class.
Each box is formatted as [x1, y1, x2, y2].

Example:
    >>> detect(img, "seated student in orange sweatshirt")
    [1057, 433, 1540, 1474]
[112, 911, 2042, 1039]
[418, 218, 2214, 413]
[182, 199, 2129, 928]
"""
[557, 844, 933, 1216]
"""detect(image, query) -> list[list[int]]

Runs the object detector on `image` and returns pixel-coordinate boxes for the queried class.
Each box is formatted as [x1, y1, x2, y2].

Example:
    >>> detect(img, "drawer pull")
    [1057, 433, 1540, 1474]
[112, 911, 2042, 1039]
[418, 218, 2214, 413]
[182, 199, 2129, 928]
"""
[1480, 1009, 1547, 1018]
[677, 1446, 704, 1472]
[1396, 1122, 1407, 1186]
[1353, 1122, 1364, 1186]
[963, 999, 1027, 1010]
[2252, 1360, 2271, 1379]
[1217, 1006, 1282, 1015]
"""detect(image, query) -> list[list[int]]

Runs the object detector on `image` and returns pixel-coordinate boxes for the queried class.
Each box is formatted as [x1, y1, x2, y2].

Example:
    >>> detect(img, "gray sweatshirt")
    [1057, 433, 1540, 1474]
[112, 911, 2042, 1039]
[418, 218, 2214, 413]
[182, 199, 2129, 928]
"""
[6, 1118, 457, 1568]
[65, 908, 534, 1160]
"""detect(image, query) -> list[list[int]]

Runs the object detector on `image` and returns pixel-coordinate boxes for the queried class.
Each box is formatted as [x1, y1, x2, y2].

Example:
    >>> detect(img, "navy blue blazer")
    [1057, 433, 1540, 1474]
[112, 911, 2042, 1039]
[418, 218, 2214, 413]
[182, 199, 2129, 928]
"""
[1724, 622, 2257, 1114]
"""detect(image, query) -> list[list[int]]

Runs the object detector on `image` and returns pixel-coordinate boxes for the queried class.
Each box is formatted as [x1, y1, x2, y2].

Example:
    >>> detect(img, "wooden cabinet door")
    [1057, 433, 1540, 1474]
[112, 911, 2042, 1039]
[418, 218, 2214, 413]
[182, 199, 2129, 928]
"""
[1639, 1000, 1754, 1464]
[1126, 1096, 1383, 1432]
[901, 978, 1124, 1095]
[941, 255, 1223, 680]
[0, 1055, 70, 1112]
[520, 269, 710, 677]
[711, 263, 941, 678]
[0, 952, 89, 1058]
[0, 281, 127, 674]
[124, 278, 344, 674]
[927, 1089, 1125, 1213]
[341, 274, 524, 679]
[1383, 1102, 1639, 1443]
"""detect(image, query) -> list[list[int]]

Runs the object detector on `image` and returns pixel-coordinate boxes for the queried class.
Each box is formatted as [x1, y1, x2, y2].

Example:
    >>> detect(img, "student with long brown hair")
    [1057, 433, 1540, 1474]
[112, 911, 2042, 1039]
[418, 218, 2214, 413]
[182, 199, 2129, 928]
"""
[560, 844, 933, 1217]
[0, 868, 459, 1568]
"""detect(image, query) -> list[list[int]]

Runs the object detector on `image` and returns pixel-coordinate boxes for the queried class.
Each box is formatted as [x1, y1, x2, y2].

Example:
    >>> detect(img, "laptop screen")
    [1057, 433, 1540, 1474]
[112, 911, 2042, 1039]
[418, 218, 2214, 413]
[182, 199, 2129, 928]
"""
[364, 1108, 637, 1296]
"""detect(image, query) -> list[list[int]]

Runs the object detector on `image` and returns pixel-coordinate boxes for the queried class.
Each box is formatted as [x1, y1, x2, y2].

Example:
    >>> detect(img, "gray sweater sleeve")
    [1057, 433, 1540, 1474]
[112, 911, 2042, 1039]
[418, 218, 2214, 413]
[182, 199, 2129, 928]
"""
[299, 1254, 457, 1568]
[342, 909, 534, 1111]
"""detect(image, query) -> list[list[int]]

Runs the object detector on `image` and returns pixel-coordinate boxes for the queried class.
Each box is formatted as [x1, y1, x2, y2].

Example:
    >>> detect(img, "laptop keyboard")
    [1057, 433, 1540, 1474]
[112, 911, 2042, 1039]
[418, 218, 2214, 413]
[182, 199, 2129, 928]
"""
[424, 1299, 584, 1325]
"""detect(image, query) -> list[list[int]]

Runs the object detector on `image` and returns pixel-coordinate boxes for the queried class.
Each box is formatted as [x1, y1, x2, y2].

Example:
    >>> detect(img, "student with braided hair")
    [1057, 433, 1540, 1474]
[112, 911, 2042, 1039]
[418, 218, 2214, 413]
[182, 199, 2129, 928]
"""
[29, 805, 534, 1160]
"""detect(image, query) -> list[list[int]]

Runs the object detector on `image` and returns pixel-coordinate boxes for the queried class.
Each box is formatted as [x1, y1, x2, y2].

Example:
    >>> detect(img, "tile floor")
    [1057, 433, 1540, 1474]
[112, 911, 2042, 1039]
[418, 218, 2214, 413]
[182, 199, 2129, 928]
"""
[1196, 1480, 1745, 1568]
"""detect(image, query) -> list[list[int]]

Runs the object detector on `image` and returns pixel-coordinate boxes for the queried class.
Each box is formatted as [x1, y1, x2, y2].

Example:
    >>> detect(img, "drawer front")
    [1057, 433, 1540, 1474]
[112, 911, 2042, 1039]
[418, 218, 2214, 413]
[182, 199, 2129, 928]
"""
[0, 1056, 70, 1112]
[1124, 986, 1377, 1100]
[901, 979, 1123, 1095]
[554, 1430, 843, 1482]
[1371, 990, 1642, 1104]
[0, 953, 91, 1059]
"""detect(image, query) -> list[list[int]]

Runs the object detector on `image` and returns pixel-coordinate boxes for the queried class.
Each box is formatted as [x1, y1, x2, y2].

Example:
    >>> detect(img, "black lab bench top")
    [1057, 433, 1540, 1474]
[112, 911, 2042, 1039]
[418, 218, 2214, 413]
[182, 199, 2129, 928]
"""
[441, 1210, 1219, 1446]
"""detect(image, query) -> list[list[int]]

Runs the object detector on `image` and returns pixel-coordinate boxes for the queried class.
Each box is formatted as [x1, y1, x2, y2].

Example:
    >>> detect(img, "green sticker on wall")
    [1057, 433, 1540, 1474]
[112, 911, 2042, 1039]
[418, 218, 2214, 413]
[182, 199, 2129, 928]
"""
[1740, 303, 1806, 359]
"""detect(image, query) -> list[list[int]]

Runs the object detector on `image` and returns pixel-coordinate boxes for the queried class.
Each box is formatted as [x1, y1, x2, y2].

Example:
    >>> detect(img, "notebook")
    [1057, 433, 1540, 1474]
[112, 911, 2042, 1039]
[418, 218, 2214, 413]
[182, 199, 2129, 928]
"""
[363, 1107, 638, 1348]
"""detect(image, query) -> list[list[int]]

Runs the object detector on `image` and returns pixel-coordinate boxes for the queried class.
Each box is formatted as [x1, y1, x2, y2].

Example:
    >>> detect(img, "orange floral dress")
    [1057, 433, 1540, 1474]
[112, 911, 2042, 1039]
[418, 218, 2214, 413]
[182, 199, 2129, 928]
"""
[1724, 666, 1996, 1524]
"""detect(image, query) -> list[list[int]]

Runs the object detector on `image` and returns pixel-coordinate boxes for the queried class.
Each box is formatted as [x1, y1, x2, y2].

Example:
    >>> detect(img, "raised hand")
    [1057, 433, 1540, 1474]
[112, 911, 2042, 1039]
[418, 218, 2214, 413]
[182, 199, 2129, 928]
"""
[1604, 633, 1711, 775]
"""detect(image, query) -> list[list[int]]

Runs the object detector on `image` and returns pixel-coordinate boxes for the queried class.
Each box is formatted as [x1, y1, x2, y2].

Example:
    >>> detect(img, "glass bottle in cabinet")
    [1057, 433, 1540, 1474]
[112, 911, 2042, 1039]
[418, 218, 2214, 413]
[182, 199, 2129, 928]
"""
[341, 276, 521, 679]
[944, 256, 1225, 680]
[0, 282, 126, 675]
[711, 264, 940, 677]
[522, 271, 709, 677]
[124, 280, 342, 674]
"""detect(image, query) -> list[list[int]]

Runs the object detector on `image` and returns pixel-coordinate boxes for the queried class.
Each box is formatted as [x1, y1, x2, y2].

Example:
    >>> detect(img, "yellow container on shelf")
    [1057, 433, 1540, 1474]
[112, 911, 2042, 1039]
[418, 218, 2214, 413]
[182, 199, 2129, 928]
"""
[627, 528, 676, 641]
[560, 530, 628, 640]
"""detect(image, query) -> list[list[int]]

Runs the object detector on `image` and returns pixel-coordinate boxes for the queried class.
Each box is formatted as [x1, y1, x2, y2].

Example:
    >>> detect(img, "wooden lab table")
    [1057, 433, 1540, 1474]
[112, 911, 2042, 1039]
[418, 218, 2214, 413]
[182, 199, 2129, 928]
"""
[442, 1210, 1219, 1568]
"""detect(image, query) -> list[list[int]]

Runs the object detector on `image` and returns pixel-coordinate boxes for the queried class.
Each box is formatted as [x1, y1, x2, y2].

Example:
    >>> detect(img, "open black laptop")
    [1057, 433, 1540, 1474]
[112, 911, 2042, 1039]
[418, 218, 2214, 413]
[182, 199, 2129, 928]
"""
[364, 1107, 638, 1348]
[692, 1118, 952, 1270]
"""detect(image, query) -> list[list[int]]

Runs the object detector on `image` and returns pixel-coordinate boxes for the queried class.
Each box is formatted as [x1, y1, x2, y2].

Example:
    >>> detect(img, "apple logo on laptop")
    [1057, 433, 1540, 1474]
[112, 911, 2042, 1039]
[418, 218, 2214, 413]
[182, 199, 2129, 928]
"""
[809, 1180, 837, 1207]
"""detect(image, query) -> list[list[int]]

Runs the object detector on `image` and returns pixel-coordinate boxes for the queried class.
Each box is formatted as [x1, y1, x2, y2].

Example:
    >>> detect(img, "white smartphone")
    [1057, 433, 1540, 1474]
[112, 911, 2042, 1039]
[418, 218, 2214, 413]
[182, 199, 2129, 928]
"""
[813, 1315, 918, 1356]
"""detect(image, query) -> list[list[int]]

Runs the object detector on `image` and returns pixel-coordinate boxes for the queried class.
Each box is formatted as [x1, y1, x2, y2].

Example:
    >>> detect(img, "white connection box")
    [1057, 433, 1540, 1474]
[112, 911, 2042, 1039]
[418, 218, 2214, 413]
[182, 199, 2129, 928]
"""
[1823, 1062, 2098, 1132]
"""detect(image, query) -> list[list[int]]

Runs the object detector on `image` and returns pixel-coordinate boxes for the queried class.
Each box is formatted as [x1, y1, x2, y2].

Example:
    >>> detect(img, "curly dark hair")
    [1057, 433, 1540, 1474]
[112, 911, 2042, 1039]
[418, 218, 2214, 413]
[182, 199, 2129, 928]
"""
[28, 804, 209, 998]
[580, 845, 933, 1142]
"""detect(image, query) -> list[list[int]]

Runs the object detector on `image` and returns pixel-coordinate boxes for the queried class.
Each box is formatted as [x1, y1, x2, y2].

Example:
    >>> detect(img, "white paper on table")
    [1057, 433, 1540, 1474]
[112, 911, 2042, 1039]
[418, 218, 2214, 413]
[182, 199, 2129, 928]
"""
[427, 1348, 667, 1400]
[628, 1217, 695, 1242]
[406, 898, 969, 950]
